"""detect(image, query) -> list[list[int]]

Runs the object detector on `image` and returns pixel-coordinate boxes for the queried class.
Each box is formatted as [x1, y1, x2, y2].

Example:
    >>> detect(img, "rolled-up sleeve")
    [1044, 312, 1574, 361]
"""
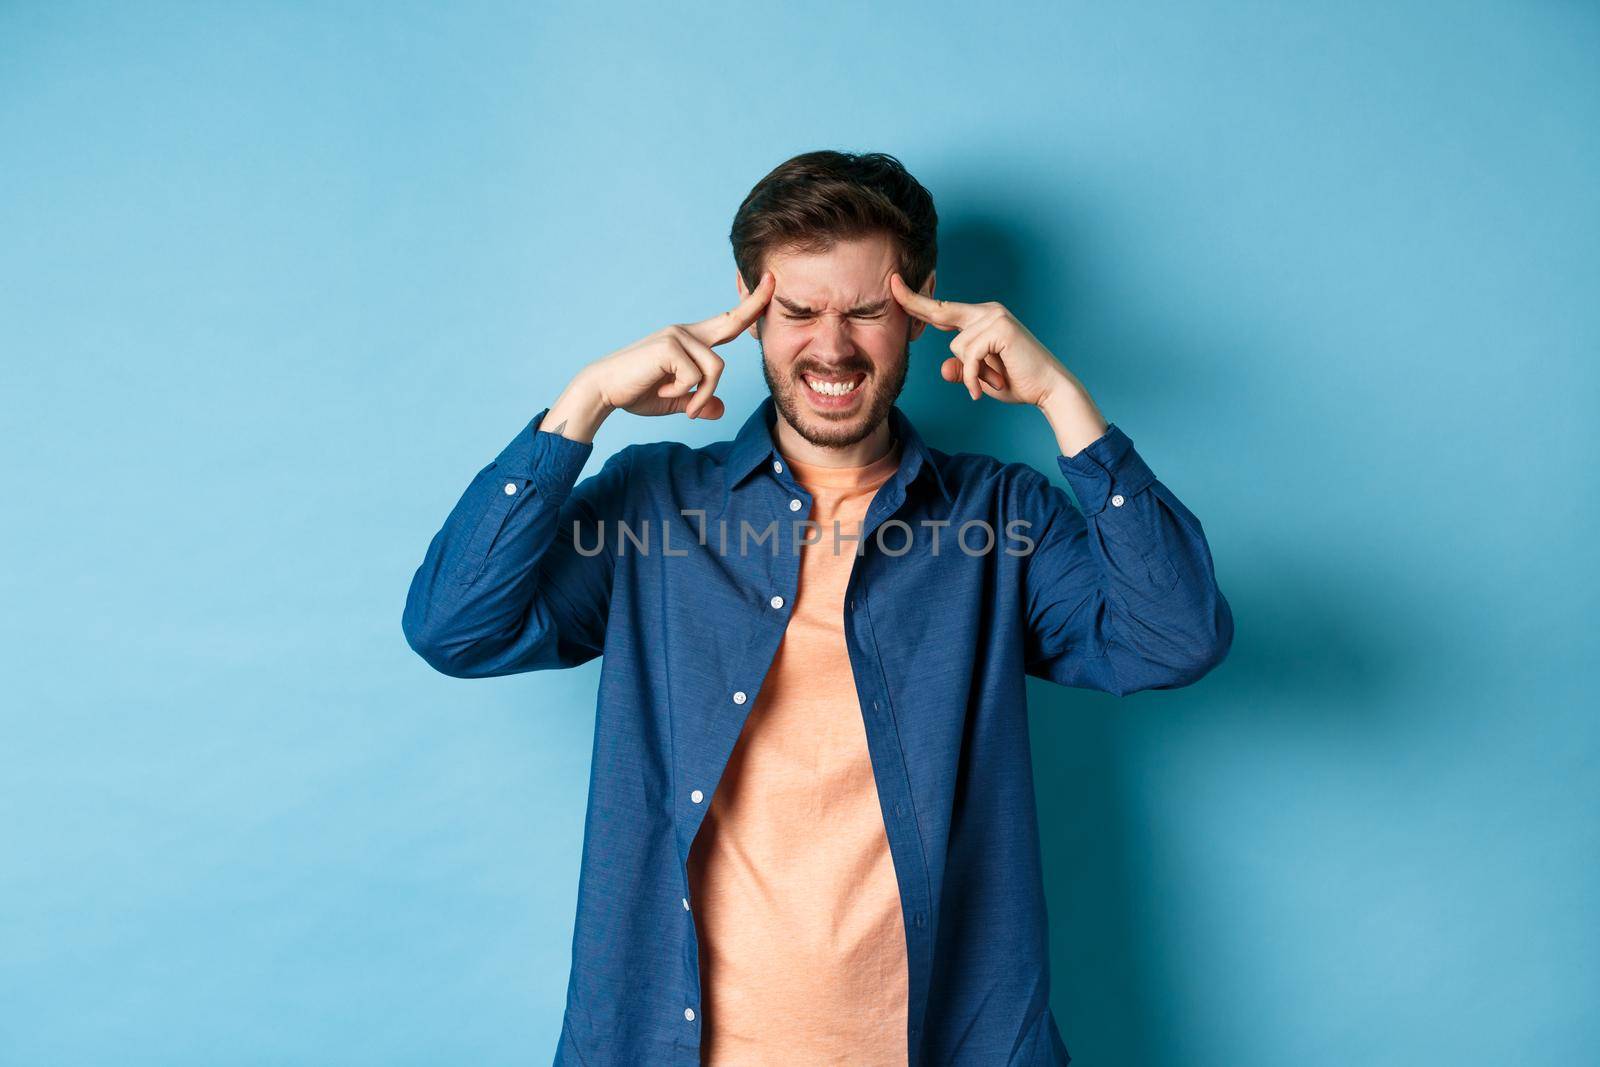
[402, 407, 632, 678]
[1017, 423, 1233, 695]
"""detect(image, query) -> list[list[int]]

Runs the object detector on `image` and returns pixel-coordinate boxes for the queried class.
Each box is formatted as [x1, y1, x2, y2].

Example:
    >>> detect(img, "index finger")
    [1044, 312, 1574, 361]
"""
[685, 270, 776, 347]
[888, 272, 976, 331]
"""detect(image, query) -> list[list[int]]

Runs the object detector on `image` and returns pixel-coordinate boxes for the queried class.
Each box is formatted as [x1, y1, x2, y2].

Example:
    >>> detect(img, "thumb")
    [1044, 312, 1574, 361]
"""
[668, 392, 725, 420]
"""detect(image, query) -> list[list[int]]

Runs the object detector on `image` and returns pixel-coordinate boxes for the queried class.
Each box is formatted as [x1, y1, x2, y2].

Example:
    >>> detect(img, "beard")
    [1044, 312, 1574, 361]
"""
[760, 336, 910, 449]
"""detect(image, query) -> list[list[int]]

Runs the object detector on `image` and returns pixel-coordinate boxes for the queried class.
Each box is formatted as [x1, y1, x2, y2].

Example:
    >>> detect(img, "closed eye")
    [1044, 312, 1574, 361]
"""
[784, 310, 889, 319]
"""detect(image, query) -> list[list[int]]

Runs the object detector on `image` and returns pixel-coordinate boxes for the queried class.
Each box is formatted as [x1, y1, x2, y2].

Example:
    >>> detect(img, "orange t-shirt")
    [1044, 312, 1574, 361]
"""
[685, 437, 909, 1066]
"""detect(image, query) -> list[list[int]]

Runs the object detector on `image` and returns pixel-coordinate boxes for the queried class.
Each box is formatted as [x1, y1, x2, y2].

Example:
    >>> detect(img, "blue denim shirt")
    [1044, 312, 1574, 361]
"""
[402, 395, 1233, 1066]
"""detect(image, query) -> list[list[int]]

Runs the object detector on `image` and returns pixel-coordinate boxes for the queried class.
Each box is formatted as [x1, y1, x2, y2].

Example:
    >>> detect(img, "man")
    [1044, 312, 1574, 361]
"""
[402, 150, 1233, 1066]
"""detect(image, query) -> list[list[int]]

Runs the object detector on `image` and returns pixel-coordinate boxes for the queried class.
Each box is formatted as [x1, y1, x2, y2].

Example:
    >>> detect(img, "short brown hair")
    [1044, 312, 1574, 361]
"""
[730, 149, 938, 294]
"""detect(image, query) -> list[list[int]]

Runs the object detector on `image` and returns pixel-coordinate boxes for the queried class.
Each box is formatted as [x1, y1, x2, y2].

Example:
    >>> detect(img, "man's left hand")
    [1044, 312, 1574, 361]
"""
[889, 273, 1075, 406]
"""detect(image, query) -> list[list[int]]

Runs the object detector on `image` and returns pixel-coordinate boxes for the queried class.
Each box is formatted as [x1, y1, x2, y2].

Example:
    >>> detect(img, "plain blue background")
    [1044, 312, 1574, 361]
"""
[3, 2, 1595, 1064]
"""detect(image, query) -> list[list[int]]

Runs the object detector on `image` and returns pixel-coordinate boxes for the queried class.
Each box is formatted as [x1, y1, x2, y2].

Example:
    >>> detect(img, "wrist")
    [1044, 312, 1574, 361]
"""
[544, 370, 613, 443]
[1036, 377, 1108, 457]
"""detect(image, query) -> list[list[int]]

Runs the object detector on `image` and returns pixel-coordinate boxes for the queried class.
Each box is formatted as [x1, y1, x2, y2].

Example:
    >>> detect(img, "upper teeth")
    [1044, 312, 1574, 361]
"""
[808, 376, 860, 396]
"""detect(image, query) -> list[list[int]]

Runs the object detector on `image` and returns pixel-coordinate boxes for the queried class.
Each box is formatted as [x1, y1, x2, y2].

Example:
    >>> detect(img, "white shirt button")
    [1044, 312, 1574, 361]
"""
[733, 690, 747, 704]
[690, 789, 703, 803]
[773, 460, 784, 473]
[683, 897, 690, 910]
[1111, 494, 1125, 507]
[789, 498, 803, 512]
[503, 482, 518, 495]
[685, 1007, 696, 1022]
[770, 595, 784, 609]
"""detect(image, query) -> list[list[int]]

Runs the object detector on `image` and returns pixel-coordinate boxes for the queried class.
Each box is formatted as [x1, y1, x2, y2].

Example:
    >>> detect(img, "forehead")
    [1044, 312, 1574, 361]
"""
[765, 233, 898, 308]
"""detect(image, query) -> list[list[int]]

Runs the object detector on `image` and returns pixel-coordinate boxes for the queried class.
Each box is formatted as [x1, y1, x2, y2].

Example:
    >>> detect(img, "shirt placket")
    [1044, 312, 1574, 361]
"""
[846, 477, 937, 1059]
[677, 455, 811, 1051]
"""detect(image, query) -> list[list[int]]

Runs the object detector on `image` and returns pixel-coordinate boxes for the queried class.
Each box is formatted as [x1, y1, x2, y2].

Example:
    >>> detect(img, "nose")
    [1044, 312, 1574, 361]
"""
[807, 313, 857, 360]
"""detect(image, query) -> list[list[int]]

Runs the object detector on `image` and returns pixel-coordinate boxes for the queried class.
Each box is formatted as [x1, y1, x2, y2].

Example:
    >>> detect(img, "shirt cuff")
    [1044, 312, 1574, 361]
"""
[490, 407, 595, 506]
[1056, 423, 1157, 516]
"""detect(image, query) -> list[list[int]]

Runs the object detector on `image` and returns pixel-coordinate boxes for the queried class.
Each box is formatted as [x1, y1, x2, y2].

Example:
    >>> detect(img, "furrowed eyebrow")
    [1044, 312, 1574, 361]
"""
[775, 297, 890, 316]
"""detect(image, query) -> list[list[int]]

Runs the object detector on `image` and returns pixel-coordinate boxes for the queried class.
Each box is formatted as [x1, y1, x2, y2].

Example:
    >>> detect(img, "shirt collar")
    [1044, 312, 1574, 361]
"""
[720, 395, 953, 514]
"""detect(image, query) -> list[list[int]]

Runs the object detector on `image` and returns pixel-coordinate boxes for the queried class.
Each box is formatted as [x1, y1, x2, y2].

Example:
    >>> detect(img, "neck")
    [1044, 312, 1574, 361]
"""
[772, 408, 895, 468]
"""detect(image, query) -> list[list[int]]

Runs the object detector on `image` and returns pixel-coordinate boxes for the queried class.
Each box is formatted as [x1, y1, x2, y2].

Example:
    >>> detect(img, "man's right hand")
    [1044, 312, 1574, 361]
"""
[542, 271, 775, 442]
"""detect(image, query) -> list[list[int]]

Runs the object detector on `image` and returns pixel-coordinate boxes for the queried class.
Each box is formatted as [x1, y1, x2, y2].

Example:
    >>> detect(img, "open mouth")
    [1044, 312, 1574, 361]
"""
[800, 371, 868, 408]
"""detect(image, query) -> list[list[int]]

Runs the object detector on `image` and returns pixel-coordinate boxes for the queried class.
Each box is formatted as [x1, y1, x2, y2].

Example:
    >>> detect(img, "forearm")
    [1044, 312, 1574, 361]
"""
[402, 409, 602, 677]
[1026, 422, 1233, 693]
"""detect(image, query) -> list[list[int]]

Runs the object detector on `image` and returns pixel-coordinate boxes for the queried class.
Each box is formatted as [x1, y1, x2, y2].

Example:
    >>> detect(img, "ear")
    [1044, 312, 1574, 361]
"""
[736, 268, 762, 341]
[908, 269, 936, 342]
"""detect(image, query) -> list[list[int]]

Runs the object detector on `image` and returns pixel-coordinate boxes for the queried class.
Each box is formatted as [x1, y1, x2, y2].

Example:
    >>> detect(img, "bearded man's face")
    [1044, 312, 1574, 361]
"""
[739, 232, 925, 448]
